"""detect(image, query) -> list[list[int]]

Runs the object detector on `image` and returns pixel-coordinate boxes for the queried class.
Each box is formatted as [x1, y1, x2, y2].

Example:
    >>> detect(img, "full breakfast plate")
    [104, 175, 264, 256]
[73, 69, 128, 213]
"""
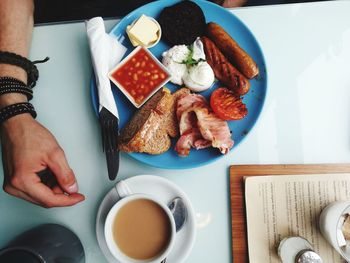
[91, 0, 267, 169]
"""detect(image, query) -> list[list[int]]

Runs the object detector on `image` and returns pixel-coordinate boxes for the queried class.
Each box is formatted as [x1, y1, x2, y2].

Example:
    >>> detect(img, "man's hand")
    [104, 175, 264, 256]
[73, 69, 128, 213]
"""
[1, 113, 85, 208]
[0, 0, 84, 208]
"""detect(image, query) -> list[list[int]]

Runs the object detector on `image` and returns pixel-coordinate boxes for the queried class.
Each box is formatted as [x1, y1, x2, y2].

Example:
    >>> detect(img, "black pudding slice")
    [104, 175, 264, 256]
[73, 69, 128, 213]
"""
[158, 0, 206, 46]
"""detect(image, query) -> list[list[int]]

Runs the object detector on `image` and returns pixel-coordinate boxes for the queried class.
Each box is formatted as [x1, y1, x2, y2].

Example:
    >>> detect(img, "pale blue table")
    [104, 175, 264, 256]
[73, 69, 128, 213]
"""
[1, 2, 350, 262]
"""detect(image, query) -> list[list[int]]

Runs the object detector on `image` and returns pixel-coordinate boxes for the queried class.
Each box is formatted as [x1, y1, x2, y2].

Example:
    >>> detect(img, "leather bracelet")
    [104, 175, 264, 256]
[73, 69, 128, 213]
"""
[0, 77, 33, 100]
[0, 102, 36, 124]
[0, 51, 49, 88]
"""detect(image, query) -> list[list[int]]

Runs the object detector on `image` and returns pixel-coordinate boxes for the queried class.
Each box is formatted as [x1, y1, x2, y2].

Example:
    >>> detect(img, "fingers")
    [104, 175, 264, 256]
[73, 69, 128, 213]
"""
[24, 180, 85, 208]
[52, 185, 64, 194]
[4, 173, 85, 208]
[46, 148, 78, 194]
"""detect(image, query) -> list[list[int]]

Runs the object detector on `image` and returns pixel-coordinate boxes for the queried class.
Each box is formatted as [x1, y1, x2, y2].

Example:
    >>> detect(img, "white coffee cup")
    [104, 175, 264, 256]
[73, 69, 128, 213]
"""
[319, 201, 350, 261]
[104, 181, 176, 263]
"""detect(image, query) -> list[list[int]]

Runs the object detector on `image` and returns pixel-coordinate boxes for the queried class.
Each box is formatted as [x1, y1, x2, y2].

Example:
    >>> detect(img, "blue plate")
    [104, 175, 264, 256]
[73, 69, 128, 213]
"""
[90, 0, 267, 169]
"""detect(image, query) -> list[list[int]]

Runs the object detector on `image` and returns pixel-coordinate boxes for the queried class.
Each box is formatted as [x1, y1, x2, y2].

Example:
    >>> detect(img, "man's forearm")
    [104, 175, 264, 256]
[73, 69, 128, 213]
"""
[0, 0, 34, 107]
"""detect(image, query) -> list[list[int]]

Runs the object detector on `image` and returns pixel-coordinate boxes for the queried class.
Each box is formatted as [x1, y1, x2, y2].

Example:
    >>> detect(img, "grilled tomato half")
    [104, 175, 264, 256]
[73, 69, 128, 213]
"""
[210, 87, 248, 120]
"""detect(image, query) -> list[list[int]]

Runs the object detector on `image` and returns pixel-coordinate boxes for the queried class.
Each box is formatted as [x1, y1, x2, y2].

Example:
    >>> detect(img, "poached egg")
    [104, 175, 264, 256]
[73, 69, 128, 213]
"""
[162, 38, 215, 92]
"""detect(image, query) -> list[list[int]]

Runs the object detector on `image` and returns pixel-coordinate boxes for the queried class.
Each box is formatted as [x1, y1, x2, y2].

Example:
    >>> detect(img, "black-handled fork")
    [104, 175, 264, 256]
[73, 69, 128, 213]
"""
[99, 107, 120, 180]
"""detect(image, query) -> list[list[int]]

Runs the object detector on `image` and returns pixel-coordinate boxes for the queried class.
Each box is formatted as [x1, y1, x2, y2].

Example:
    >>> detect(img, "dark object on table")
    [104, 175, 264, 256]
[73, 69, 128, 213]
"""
[34, 0, 332, 25]
[34, 0, 156, 24]
[99, 107, 119, 181]
[36, 168, 58, 187]
[0, 224, 85, 263]
[158, 0, 206, 45]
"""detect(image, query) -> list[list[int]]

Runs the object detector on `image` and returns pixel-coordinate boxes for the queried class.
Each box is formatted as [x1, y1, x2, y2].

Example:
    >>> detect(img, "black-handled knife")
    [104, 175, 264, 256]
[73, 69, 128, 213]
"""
[99, 107, 120, 180]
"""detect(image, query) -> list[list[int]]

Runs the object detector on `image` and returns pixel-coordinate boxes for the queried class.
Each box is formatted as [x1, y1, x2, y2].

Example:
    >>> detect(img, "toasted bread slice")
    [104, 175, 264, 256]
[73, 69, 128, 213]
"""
[119, 88, 173, 154]
[141, 126, 172, 154]
[165, 88, 191, 138]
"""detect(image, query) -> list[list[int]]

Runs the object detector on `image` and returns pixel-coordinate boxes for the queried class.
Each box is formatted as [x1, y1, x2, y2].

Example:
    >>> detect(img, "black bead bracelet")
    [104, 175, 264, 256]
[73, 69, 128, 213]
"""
[0, 87, 33, 100]
[0, 102, 37, 124]
[0, 77, 33, 100]
[0, 76, 27, 86]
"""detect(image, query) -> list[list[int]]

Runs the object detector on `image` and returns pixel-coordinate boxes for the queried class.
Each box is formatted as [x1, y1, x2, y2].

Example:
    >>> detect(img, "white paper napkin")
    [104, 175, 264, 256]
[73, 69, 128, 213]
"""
[86, 17, 127, 118]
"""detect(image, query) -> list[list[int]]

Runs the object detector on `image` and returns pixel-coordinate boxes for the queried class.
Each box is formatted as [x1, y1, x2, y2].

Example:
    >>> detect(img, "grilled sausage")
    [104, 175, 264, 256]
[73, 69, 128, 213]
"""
[206, 22, 259, 79]
[201, 36, 250, 95]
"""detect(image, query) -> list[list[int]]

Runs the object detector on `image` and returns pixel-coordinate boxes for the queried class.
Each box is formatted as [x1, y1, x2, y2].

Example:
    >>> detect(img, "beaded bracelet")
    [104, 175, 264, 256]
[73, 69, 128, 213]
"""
[0, 102, 37, 124]
[0, 76, 27, 86]
[0, 87, 33, 100]
[0, 77, 33, 100]
[0, 51, 49, 88]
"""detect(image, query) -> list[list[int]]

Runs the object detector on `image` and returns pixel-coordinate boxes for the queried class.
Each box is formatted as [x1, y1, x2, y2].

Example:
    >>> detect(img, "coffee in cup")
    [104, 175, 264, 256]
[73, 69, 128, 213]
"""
[113, 198, 171, 259]
[105, 194, 175, 263]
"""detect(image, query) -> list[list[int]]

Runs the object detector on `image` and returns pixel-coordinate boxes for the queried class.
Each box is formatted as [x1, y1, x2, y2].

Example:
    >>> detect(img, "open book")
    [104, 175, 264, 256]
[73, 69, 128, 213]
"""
[245, 173, 350, 263]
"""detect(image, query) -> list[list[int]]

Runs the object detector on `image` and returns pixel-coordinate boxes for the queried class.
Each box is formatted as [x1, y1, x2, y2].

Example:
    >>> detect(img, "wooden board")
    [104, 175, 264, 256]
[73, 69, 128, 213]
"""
[229, 163, 350, 263]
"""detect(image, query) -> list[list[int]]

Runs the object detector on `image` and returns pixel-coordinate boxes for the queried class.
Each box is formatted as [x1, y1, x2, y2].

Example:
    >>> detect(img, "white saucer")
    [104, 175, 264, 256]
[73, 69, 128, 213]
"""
[95, 175, 196, 263]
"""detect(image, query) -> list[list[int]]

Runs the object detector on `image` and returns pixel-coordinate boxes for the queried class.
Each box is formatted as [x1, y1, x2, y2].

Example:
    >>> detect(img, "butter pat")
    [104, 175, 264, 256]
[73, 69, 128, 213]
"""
[126, 26, 142, 46]
[127, 15, 160, 47]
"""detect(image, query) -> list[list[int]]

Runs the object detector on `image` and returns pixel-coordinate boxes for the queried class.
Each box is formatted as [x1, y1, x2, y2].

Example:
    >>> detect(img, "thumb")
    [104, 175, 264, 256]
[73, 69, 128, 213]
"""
[46, 149, 79, 194]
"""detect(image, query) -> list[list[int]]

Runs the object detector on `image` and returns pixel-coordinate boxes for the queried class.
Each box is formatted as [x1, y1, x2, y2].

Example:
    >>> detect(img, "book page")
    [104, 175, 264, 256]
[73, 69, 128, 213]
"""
[245, 173, 350, 263]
